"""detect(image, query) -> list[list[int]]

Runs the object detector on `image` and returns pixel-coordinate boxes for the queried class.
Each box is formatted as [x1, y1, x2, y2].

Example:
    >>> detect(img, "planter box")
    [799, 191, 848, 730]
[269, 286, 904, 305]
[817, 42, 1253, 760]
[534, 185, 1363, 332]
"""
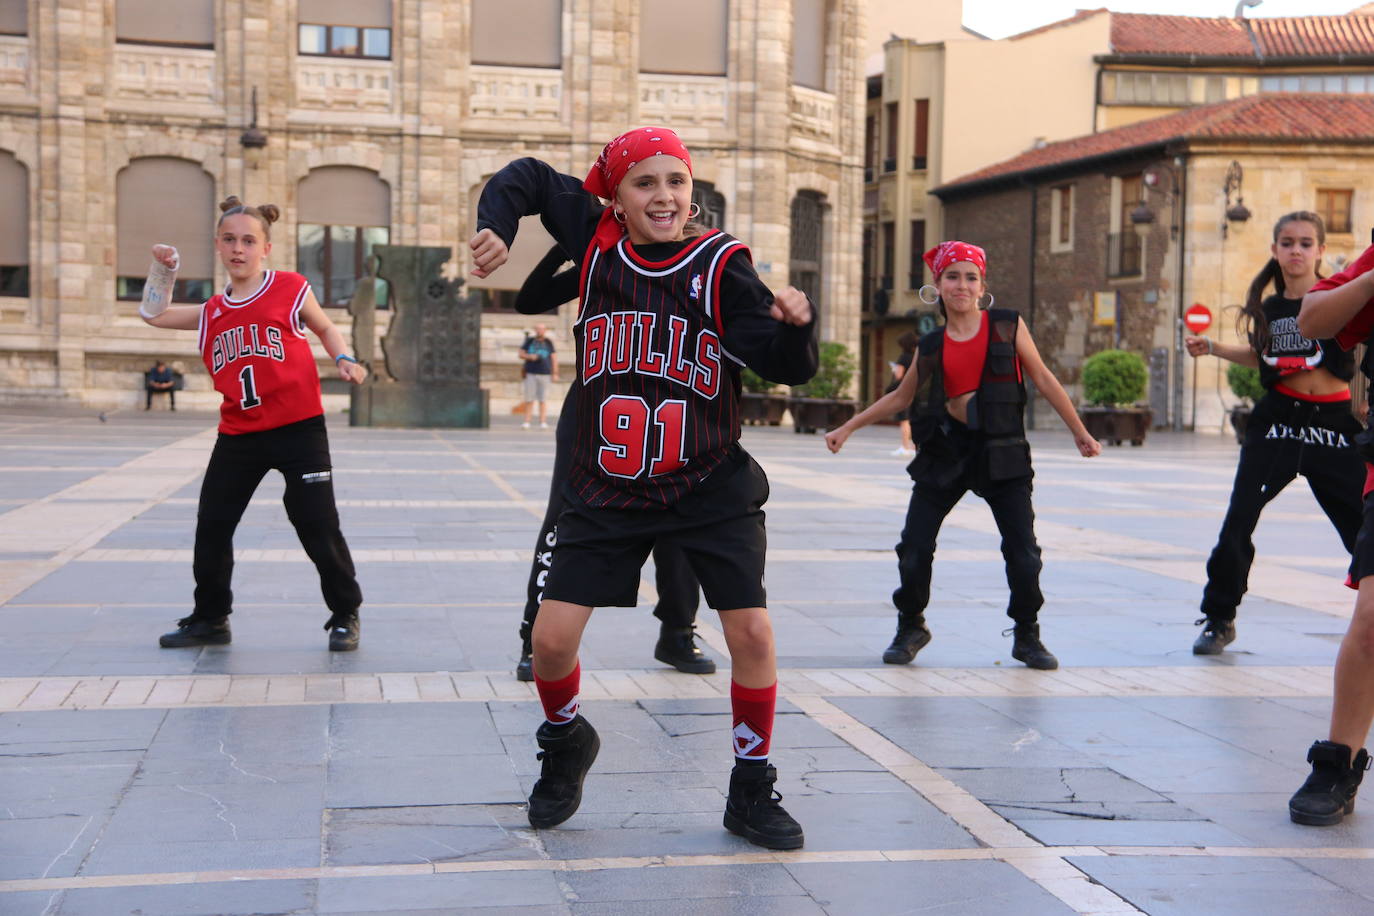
[1080, 406, 1152, 446]
[1229, 405, 1252, 444]
[789, 397, 857, 434]
[741, 392, 788, 426]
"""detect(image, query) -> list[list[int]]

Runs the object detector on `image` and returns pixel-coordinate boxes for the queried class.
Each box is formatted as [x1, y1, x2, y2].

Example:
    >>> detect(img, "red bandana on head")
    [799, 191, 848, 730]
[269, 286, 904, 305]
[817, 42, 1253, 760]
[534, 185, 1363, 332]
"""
[583, 126, 693, 253]
[923, 241, 987, 279]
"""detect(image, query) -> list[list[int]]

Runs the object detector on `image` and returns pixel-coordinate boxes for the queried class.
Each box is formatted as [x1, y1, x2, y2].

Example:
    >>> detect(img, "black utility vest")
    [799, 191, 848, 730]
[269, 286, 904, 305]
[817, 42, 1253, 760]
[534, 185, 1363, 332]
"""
[909, 308, 1031, 482]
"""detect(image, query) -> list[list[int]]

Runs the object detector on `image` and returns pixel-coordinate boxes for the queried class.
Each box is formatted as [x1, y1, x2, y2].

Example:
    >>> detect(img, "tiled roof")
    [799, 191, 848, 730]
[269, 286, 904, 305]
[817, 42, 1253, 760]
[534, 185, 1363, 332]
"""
[1109, 12, 1374, 58]
[1004, 8, 1107, 42]
[936, 95, 1374, 195]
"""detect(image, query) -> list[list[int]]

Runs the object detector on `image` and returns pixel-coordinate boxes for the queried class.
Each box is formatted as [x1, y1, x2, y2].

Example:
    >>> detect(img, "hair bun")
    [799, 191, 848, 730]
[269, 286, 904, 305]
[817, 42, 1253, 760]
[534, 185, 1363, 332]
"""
[257, 203, 281, 225]
[219, 195, 243, 213]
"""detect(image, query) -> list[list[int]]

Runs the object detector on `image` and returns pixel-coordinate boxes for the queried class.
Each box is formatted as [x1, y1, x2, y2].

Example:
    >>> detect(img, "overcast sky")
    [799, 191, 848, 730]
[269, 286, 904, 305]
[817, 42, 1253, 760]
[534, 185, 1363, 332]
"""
[962, 0, 1368, 40]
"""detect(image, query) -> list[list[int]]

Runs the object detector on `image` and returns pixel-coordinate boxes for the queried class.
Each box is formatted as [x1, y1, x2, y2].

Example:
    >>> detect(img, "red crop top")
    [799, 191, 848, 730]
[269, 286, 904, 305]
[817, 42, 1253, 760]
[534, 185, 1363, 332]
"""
[942, 312, 988, 397]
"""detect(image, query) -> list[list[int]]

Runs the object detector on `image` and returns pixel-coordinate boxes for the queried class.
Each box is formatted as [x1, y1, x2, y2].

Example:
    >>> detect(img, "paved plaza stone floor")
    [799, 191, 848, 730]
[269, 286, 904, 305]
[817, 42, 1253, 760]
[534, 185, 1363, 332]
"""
[2, 403, 1373, 914]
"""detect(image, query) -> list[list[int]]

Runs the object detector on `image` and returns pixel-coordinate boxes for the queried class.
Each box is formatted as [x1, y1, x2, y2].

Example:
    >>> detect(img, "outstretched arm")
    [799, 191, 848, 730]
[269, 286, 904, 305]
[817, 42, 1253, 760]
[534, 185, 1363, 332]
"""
[300, 288, 368, 384]
[1015, 318, 1100, 457]
[138, 244, 201, 331]
[825, 355, 923, 453]
[1185, 334, 1258, 367]
[1300, 267, 1374, 340]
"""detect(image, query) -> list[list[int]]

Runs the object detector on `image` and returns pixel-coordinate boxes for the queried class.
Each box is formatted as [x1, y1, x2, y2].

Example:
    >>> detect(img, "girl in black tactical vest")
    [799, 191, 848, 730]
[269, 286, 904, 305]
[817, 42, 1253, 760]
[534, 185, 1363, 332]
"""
[1186, 211, 1363, 657]
[826, 241, 1100, 670]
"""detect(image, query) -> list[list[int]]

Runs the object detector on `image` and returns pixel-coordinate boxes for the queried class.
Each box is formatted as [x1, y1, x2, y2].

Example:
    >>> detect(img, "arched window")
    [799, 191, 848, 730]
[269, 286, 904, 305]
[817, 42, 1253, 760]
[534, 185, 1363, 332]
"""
[789, 190, 825, 307]
[297, 166, 391, 307]
[472, 0, 561, 67]
[691, 180, 726, 231]
[0, 150, 28, 297]
[116, 157, 214, 302]
[467, 177, 560, 313]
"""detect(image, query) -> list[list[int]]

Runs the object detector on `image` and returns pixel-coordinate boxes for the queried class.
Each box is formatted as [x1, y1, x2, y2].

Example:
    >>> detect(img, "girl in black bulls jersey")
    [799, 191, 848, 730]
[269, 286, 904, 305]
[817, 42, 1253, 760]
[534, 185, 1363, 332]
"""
[138, 196, 368, 653]
[1185, 212, 1363, 658]
[825, 241, 1100, 671]
[469, 127, 817, 849]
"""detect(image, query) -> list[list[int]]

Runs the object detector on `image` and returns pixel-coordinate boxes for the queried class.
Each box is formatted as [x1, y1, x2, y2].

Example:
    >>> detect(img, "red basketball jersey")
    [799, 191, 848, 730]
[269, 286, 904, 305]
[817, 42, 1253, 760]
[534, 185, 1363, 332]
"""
[198, 270, 323, 434]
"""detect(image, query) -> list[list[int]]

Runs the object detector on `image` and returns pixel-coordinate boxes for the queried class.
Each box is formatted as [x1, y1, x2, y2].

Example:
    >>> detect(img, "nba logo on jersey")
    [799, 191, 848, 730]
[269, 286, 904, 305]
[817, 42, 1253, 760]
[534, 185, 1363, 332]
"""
[689, 274, 703, 300]
[733, 721, 764, 757]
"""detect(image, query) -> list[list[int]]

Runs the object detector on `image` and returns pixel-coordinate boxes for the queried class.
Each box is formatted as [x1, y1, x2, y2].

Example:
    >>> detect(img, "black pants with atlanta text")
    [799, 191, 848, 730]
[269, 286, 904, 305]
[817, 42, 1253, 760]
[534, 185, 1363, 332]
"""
[519, 386, 702, 645]
[892, 424, 1043, 626]
[1200, 391, 1364, 622]
[191, 415, 361, 621]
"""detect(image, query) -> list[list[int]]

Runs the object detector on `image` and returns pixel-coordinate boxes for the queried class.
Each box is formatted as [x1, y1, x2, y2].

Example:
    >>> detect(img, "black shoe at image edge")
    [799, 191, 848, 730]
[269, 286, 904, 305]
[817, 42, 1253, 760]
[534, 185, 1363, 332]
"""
[158, 615, 231, 648]
[1290, 740, 1370, 826]
[527, 715, 600, 829]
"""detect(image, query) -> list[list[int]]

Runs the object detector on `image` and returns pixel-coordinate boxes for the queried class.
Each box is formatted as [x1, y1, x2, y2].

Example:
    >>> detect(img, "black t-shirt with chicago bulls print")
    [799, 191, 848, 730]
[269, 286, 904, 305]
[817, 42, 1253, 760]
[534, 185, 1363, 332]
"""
[478, 157, 818, 509]
[1256, 293, 1354, 391]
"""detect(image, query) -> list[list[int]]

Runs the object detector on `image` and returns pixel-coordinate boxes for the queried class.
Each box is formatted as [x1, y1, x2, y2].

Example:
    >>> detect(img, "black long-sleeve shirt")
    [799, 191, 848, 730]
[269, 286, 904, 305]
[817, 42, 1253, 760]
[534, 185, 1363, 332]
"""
[477, 157, 818, 386]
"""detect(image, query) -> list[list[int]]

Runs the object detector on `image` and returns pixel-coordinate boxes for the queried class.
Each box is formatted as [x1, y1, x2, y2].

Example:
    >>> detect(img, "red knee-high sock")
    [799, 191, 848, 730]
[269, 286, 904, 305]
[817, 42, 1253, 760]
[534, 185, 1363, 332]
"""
[534, 663, 581, 725]
[731, 680, 776, 761]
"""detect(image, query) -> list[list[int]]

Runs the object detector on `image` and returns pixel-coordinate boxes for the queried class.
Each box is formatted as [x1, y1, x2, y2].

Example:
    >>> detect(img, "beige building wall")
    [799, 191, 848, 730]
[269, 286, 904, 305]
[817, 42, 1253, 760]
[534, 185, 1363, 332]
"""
[0, 0, 865, 411]
[1179, 144, 1374, 431]
[864, 0, 967, 60]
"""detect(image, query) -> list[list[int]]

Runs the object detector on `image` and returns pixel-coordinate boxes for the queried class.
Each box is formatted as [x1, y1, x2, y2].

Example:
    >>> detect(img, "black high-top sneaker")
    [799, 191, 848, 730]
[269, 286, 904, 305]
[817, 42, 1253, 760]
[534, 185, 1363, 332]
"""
[723, 763, 804, 850]
[527, 715, 600, 829]
[1289, 740, 1371, 826]
[1192, 617, 1236, 655]
[158, 616, 231, 648]
[326, 614, 360, 652]
[1009, 623, 1058, 670]
[515, 637, 534, 682]
[654, 625, 717, 674]
[882, 616, 932, 664]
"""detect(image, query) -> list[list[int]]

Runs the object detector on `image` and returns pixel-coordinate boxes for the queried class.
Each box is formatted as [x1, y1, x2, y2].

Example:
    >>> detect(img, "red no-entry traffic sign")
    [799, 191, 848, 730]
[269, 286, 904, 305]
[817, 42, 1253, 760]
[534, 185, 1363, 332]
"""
[1184, 303, 1212, 333]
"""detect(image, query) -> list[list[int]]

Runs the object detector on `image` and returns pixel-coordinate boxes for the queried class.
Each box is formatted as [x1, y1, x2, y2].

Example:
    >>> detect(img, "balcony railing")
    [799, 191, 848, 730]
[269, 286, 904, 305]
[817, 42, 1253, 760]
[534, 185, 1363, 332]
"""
[114, 44, 216, 104]
[469, 65, 563, 122]
[0, 34, 27, 93]
[1107, 231, 1143, 278]
[296, 57, 394, 112]
[789, 85, 837, 143]
[641, 74, 726, 127]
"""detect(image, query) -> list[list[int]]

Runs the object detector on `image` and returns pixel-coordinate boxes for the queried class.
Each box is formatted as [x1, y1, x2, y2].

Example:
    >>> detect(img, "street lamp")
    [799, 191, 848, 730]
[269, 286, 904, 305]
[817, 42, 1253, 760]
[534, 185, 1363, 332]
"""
[1221, 160, 1250, 238]
[239, 86, 268, 169]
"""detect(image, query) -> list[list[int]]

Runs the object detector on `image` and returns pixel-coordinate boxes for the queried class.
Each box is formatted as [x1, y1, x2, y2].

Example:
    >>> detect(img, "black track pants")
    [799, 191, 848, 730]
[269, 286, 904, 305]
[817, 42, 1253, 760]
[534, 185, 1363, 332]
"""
[519, 387, 701, 643]
[191, 415, 361, 620]
[1200, 392, 1364, 622]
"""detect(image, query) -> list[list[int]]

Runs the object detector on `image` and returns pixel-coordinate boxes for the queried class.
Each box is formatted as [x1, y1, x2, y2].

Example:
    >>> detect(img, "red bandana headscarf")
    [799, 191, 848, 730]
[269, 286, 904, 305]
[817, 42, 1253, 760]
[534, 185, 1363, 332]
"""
[583, 126, 693, 253]
[923, 241, 987, 278]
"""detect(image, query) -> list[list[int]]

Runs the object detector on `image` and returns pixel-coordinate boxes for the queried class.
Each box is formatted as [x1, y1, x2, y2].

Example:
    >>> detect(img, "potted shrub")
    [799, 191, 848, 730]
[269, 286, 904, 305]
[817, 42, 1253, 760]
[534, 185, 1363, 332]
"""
[1079, 348, 1152, 446]
[1227, 363, 1264, 444]
[789, 341, 858, 433]
[740, 367, 788, 426]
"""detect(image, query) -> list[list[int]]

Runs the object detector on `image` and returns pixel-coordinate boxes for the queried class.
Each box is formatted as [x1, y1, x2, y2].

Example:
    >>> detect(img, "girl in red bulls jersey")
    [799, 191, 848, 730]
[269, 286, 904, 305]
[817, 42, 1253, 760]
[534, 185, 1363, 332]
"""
[1285, 235, 1374, 826]
[468, 127, 817, 849]
[1185, 212, 1363, 658]
[138, 196, 367, 652]
[825, 241, 1100, 671]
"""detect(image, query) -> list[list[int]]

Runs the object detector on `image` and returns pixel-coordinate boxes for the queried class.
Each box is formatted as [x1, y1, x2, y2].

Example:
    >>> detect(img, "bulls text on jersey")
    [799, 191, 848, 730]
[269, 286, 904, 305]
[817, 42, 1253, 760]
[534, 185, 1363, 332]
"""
[580, 310, 723, 400]
[210, 323, 286, 374]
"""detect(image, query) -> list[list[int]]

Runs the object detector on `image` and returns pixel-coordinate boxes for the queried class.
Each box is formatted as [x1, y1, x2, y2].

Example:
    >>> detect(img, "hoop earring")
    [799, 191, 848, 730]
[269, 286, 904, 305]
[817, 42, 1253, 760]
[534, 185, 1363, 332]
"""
[978, 292, 995, 309]
[612, 209, 626, 224]
[688, 202, 702, 220]
[918, 284, 940, 306]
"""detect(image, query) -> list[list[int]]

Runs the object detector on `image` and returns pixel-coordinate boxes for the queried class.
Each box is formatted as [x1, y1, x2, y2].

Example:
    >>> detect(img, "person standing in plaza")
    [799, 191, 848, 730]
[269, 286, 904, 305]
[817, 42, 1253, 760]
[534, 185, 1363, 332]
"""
[824, 241, 1100, 670]
[512, 245, 716, 682]
[519, 322, 557, 429]
[469, 127, 817, 849]
[1289, 234, 1374, 825]
[1186, 211, 1363, 656]
[137, 196, 368, 652]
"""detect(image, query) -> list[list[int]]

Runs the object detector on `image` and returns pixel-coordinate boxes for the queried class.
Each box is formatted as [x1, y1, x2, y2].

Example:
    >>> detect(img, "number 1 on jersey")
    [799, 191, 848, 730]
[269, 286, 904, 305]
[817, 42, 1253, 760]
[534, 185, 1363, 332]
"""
[598, 395, 687, 479]
[238, 365, 262, 409]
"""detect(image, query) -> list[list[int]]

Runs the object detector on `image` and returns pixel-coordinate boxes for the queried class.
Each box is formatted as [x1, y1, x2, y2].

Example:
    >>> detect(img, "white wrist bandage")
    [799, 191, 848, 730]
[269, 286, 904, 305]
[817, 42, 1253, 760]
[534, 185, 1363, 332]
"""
[139, 248, 180, 319]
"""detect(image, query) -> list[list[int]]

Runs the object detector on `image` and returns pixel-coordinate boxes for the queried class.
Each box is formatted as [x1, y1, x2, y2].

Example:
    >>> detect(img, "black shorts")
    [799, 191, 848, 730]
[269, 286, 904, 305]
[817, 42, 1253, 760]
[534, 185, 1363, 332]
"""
[542, 450, 769, 611]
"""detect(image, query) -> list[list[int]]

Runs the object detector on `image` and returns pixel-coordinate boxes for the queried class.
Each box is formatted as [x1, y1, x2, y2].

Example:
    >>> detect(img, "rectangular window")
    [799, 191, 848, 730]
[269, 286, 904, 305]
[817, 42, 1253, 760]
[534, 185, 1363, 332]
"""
[913, 99, 929, 170]
[0, 265, 29, 297]
[884, 102, 897, 172]
[791, 0, 828, 90]
[1317, 189, 1354, 234]
[116, 0, 214, 47]
[116, 276, 213, 304]
[1108, 174, 1143, 277]
[881, 221, 894, 290]
[472, 0, 561, 68]
[298, 224, 391, 308]
[299, 24, 391, 59]
[864, 113, 877, 180]
[641, 0, 726, 75]
[1051, 185, 1074, 252]
[0, 1, 26, 36]
[908, 220, 925, 289]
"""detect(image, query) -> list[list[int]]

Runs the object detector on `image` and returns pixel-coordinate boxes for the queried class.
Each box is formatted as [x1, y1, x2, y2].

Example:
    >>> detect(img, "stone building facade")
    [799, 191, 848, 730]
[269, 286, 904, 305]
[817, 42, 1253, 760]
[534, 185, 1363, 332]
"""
[0, 0, 865, 412]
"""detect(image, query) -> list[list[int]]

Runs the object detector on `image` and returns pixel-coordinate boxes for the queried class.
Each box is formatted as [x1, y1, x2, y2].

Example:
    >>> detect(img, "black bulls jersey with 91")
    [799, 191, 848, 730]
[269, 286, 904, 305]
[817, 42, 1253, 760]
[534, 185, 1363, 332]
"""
[570, 230, 748, 509]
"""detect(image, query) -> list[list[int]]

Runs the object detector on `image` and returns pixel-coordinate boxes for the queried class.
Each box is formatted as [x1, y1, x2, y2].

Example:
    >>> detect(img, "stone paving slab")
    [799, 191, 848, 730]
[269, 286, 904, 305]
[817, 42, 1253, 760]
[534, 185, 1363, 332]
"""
[4, 406, 1374, 914]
